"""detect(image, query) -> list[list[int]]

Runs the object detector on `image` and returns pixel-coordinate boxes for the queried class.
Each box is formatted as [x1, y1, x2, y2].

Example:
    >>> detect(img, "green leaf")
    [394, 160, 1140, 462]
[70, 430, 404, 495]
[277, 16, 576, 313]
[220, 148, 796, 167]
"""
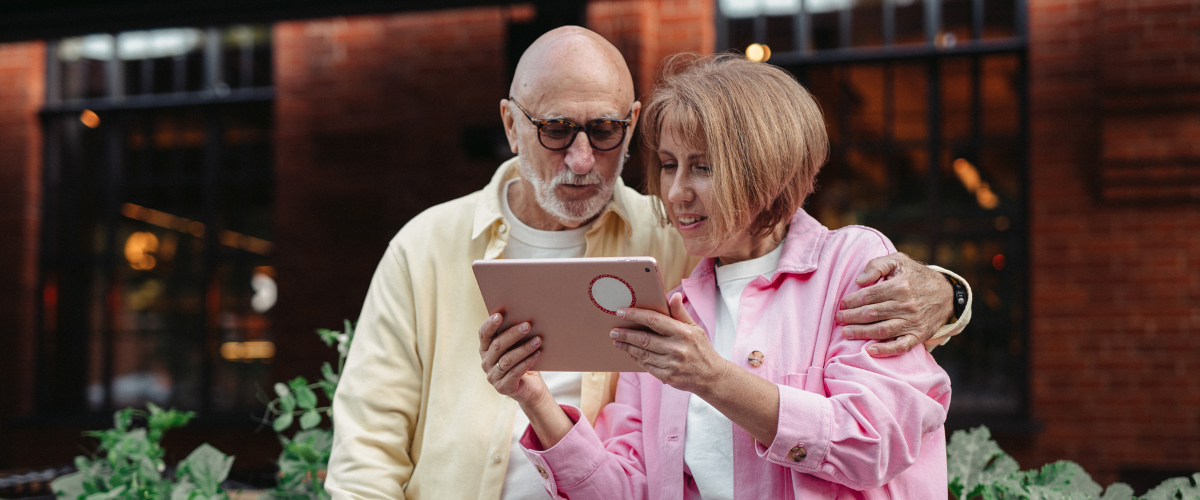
[947, 426, 1021, 500]
[286, 441, 319, 463]
[170, 478, 198, 500]
[274, 382, 291, 398]
[279, 392, 296, 413]
[316, 328, 339, 347]
[1143, 473, 1200, 500]
[289, 376, 309, 391]
[294, 384, 318, 410]
[321, 362, 339, 385]
[317, 380, 336, 400]
[273, 412, 294, 432]
[178, 443, 235, 496]
[1023, 461, 1103, 497]
[300, 409, 321, 430]
[113, 409, 135, 432]
[1099, 483, 1135, 500]
[51, 470, 88, 500]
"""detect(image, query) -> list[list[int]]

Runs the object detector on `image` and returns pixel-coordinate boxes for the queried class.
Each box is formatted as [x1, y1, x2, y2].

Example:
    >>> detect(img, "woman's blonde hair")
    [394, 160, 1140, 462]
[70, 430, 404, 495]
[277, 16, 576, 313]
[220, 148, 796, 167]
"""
[641, 53, 829, 243]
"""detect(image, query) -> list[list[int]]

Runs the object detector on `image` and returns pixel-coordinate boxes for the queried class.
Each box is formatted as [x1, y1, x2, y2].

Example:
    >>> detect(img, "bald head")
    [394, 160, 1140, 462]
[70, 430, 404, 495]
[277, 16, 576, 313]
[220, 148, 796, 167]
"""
[509, 26, 635, 105]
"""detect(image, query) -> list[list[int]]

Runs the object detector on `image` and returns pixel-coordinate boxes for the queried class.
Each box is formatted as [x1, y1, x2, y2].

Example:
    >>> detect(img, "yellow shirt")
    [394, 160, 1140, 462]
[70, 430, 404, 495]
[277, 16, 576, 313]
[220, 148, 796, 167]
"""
[326, 158, 698, 500]
[326, 158, 972, 500]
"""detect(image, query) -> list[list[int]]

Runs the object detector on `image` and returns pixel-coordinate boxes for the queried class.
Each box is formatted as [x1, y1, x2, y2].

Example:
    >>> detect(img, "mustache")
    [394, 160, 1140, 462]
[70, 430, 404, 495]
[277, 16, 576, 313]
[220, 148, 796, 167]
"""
[551, 169, 603, 187]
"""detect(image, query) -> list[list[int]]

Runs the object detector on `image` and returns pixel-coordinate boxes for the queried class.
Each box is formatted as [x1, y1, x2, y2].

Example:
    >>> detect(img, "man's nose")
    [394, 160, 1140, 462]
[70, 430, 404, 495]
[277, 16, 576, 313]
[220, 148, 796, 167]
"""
[563, 131, 595, 176]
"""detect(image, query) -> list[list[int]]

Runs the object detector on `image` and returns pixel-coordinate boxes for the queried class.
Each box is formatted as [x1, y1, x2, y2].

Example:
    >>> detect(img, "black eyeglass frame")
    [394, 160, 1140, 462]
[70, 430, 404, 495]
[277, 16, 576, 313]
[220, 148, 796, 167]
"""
[508, 96, 634, 152]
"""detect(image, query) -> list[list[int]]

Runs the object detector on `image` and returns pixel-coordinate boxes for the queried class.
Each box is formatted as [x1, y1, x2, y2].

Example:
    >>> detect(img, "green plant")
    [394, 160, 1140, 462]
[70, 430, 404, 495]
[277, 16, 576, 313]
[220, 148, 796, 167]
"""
[50, 403, 234, 500]
[949, 426, 1200, 500]
[258, 321, 354, 500]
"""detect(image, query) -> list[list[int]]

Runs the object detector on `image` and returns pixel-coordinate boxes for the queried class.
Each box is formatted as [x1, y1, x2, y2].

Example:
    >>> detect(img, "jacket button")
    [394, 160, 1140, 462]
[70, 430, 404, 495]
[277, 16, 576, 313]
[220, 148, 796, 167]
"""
[536, 465, 548, 479]
[748, 350, 764, 367]
[492, 454, 501, 463]
[788, 445, 807, 462]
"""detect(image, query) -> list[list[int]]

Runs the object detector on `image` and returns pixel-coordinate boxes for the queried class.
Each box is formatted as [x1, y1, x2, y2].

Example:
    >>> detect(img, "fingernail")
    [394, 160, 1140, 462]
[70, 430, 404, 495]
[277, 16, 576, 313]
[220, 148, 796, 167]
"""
[616, 309, 625, 318]
[531, 336, 541, 346]
[519, 322, 530, 333]
[868, 346, 880, 355]
[613, 341, 621, 347]
[491, 314, 501, 324]
[609, 329, 619, 339]
[534, 350, 541, 357]
[842, 328, 854, 339]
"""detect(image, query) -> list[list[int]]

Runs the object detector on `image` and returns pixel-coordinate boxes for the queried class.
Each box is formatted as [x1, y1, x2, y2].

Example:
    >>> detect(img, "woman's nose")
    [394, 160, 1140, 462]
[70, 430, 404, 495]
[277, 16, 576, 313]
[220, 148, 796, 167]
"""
[667, 173, 692, 203]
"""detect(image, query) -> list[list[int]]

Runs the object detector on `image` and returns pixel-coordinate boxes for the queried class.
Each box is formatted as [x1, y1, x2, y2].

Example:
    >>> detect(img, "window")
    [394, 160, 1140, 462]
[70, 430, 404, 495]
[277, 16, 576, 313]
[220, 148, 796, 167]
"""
[37, 26, 276, 416]
[719, 0, 1030, 427]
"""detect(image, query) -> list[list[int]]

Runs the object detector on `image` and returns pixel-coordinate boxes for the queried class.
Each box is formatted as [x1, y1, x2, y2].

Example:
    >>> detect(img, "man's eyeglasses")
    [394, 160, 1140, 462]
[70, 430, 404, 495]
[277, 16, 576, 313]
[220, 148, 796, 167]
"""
[509, 97, 633, 152]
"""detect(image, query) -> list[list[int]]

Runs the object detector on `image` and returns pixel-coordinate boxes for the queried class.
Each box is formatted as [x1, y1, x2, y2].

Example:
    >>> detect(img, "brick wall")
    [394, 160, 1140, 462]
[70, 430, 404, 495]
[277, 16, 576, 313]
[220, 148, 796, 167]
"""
[271, 7, 515, 379]
[0, 42, 44, 420]
[1023, 0, 1200, 485]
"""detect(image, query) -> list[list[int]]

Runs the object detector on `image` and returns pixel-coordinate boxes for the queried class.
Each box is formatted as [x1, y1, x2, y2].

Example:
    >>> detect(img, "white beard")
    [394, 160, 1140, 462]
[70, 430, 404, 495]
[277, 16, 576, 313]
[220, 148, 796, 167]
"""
[517, 153, 625, 226]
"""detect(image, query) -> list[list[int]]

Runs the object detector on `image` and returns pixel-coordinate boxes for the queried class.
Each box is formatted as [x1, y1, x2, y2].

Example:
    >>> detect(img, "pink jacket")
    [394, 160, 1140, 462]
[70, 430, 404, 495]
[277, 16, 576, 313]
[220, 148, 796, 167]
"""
[520, 209, 951, 499]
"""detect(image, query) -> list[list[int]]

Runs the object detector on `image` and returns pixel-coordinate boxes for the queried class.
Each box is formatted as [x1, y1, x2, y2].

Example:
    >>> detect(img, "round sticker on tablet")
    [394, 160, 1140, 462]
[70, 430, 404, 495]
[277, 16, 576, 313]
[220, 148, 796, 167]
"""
[589, 275, 636, 314]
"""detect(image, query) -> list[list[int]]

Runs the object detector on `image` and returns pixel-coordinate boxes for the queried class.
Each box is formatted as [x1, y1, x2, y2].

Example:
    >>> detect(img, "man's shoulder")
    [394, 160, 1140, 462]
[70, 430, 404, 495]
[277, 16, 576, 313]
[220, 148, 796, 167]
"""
[389, 189, 484, 252]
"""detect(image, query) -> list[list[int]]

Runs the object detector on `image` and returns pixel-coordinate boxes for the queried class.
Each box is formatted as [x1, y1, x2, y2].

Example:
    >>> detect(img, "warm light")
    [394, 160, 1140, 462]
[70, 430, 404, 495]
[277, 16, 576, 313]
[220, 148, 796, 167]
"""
[120, 202, 273, 255]
[952, 158, 1000, 209]
[992, 254, 1006, 271]
[220, 341, 276, 362]
[976, 185, 1000, 209]
[80, 110, 100, 128]
[124, 231, 159, 270]
[746, 43, 771, 62]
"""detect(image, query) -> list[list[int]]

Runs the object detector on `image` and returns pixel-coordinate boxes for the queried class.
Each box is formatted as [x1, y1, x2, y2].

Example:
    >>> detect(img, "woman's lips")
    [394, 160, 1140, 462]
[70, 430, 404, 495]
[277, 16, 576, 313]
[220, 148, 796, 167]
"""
[675, 215, 707, 230]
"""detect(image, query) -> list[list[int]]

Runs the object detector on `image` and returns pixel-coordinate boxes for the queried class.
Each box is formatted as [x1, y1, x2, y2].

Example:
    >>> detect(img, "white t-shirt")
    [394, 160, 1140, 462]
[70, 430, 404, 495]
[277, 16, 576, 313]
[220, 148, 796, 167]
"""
[684, 242, 784, 499]
[499, 179, 588, 500]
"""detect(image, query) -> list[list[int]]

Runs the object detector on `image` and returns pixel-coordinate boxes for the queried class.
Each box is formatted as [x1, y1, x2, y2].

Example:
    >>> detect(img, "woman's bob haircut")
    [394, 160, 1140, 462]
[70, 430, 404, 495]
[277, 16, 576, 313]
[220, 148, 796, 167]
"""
[642, 53, 829, 243]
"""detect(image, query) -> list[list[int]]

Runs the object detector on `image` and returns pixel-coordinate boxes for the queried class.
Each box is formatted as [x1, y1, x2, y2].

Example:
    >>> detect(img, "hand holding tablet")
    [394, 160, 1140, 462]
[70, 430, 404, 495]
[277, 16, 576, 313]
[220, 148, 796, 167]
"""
[473, 257, 669, 372]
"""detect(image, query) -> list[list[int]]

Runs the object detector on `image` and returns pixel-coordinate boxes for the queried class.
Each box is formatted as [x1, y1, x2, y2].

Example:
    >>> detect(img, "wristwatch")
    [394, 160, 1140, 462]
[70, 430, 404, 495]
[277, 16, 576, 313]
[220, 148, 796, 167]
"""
[943, 273, 968, 323]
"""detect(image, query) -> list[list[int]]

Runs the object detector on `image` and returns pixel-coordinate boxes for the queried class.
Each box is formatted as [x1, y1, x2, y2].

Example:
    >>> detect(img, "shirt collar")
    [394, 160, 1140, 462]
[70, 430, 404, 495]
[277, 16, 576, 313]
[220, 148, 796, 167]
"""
[684, 208, 827, 281]
[471, 157, 635, 241]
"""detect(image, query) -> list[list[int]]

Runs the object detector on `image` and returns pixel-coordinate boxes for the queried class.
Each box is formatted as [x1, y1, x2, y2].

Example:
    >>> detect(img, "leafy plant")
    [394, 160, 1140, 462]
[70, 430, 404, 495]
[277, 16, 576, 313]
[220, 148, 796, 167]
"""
[258, 321, 355, 500]
[50, 403, 234, 500]
[949, 426, 1200, 500]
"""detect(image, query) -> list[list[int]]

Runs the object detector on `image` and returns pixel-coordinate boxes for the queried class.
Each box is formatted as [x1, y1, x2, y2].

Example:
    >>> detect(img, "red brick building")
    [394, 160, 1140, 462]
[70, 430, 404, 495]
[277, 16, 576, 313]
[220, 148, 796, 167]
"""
[0, 0, 1196, 492]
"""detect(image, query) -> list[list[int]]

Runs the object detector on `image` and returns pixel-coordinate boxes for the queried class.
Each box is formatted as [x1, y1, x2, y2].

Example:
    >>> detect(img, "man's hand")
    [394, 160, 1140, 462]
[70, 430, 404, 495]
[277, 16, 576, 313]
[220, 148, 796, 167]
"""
[837, 252, 955, 358]
[478, 313, 549, 406]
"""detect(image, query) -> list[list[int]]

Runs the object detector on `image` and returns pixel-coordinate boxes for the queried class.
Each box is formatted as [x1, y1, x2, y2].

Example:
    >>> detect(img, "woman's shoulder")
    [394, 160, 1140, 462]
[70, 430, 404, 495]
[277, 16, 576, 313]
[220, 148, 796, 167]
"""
[822, 224, 897, 260]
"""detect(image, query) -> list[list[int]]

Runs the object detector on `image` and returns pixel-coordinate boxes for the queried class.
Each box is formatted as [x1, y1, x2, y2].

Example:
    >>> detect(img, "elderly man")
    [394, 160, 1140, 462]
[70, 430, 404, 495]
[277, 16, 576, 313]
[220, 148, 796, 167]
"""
[326, 26, 971, 500]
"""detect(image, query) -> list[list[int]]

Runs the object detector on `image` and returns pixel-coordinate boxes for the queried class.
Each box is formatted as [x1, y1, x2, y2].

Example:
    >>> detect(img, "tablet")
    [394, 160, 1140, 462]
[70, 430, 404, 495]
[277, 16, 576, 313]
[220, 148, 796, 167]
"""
[472, 257, 669, 372]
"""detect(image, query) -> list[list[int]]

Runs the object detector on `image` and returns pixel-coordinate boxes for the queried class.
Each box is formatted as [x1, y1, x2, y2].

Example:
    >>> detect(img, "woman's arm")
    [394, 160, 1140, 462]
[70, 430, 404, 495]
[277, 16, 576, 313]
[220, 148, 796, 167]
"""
[611, 295, 783, 444]
[477, 313, 574, 448]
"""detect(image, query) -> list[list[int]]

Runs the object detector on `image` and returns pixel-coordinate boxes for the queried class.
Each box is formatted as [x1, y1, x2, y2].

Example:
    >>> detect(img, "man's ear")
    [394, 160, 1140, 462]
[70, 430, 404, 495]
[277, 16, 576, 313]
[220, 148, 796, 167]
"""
[625, 100, 643, 147]
[500, 99, 519, 154]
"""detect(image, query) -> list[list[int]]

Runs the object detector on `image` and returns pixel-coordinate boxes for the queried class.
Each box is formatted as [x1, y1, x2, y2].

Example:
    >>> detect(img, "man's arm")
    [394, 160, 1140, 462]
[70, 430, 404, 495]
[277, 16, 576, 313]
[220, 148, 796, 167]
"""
[835, 252, 974, 358]
[327, 244, 423, 499]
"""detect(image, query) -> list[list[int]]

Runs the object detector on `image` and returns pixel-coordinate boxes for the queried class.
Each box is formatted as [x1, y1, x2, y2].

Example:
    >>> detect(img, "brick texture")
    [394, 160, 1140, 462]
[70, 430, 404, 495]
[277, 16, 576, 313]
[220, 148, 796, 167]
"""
[1022, 0, 1200, 484]
[0, 42, 44, 420]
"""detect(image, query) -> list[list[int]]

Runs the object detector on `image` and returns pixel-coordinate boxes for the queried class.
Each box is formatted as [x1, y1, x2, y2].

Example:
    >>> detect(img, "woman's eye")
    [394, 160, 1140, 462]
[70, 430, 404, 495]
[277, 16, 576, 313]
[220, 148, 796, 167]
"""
[695, 164, 711, 173]
[661, 162, 678, 170]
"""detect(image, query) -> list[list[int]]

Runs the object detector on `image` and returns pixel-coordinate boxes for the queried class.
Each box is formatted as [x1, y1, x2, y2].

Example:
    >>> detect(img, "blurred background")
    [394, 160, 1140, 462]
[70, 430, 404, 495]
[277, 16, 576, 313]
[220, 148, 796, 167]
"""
[0, 0, 1196, 495]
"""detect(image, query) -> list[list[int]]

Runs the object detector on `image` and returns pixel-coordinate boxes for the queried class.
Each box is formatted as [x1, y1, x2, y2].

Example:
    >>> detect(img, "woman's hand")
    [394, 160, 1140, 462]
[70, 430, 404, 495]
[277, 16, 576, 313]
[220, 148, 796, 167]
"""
[610, 293, 733, 396]
[478, 313, 548, 407]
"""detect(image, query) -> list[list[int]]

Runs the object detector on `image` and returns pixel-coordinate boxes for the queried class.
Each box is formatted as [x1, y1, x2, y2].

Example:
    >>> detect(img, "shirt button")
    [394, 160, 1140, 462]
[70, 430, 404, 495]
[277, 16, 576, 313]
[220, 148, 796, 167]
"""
[748, 350, 765, 367]
[788, 445, 807, 462]
[536, 464, 548, 479]
[498, 223, 507, 233]
[492, 454, 501, 463]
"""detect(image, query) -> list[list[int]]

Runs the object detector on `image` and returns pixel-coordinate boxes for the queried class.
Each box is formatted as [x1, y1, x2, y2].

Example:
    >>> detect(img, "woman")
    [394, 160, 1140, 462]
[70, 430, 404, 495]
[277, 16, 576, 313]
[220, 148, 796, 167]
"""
[478, 54, 950, 499]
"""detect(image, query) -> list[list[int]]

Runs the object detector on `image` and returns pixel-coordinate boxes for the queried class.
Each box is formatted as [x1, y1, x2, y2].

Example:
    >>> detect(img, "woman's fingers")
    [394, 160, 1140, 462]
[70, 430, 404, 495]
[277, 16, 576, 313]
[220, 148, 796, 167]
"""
[617, 307, 689, 337]
[613, 339, 669, 369]
[494, 336, 542, 375]
[477, 313, 503, 352]
[493, 348, 542, 393]
[667, 293, 697, 325]
[481, 321, 531, 372]
[609, 328, 667, 355]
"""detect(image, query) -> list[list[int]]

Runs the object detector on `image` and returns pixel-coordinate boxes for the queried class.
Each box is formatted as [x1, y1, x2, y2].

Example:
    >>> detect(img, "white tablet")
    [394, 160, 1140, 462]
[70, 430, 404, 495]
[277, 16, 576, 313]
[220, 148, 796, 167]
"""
[472, 257, 669, 372]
